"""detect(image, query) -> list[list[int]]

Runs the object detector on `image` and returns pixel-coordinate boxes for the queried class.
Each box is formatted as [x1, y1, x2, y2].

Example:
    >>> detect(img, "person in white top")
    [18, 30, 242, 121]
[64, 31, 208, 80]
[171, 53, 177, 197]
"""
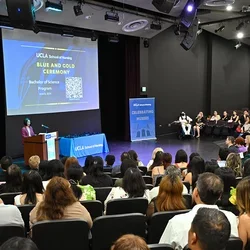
[159, 172, 238, 250]
[104, 168, 151, 213]
[0, 198, 24, 227]
[179, 112, 193, 135]
[188, 207, 231, 250]
[146, 147, 164, 169]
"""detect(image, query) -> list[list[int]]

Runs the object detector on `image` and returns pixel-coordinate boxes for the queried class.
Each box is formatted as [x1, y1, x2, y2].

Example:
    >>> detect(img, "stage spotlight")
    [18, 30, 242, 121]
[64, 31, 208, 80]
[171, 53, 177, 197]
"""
[105, 9, 119, 22]
[226, 5, 233, 11]
[180, 0, 197, 28]
[235, 42, 242, 49]
[45, 1, 63, 12]
[197, 28, 203, 35]
[73, 4, 83, 16]
[143, 38, 149, 48]
[108, 34, 119, 43]
[215, 25, 225, 33]
[237, 32, 244, 39]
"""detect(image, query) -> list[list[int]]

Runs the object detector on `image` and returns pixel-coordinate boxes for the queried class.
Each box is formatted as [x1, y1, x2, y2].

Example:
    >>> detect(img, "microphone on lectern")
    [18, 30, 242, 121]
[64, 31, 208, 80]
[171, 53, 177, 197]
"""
[41, 124, 49, 129]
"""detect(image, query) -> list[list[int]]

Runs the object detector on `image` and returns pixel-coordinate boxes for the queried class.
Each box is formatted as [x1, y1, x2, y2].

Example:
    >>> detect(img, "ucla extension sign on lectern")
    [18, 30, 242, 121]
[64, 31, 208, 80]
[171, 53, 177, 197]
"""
[129, 98, 156, 142]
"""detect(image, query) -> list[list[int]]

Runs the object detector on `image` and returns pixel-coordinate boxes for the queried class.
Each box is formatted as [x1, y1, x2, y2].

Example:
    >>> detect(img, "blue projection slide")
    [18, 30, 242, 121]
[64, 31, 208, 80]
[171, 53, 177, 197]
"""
[2, 29, 99, 116]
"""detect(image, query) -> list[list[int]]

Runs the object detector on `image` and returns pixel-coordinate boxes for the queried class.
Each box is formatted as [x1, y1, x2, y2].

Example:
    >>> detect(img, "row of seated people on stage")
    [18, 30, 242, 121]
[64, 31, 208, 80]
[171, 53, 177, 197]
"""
[1, 144, 250, 248]
[179, 109, 250, 138]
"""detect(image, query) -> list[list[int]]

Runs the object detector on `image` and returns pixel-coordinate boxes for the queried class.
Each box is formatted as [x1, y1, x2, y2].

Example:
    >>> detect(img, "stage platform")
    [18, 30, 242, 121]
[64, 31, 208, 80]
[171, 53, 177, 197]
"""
[12, 134, 224, 170]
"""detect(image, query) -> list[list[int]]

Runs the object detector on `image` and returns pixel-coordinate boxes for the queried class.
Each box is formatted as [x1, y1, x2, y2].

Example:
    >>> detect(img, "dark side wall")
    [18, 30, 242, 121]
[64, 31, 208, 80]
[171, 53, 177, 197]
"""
[146, 27, 250, 135]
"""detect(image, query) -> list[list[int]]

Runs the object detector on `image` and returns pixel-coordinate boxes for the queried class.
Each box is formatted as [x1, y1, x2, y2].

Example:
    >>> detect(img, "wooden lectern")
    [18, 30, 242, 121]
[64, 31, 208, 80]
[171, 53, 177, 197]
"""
[23, 131, 59, 166]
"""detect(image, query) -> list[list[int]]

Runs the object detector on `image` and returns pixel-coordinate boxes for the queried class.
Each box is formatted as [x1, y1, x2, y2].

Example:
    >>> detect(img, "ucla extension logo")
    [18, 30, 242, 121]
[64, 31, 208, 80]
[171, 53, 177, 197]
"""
[75, 146, 84, 151]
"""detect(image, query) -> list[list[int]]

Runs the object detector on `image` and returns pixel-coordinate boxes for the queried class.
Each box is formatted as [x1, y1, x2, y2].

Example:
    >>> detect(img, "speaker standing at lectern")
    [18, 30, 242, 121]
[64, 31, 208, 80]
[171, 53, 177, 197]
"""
[21, 118, 36, 143]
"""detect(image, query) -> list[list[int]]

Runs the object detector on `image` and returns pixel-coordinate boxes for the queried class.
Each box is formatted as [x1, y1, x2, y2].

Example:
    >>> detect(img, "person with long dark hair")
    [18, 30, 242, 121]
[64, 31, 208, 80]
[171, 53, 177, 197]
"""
[14, 170, 44, 205]
[175, 149, 188, 169]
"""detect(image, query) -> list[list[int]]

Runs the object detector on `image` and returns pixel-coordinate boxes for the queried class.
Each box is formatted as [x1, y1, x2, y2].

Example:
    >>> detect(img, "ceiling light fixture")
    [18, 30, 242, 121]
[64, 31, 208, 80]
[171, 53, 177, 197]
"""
[105, 9, 119, 22]
[235, 41, 242, 49]
[45, 1, 63, 12]
[197, 29, 203, 35]
[226, 5, 233, 11]
[237, 32, 244, 39]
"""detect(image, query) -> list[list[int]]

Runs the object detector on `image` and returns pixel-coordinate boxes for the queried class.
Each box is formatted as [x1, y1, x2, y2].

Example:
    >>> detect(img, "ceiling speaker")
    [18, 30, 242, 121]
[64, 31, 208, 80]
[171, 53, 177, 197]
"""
[6, 0, 36, 29]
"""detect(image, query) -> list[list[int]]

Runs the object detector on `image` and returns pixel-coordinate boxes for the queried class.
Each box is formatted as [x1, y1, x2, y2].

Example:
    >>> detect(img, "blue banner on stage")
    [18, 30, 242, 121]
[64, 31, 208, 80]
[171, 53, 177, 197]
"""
[129, 98, 156, 141]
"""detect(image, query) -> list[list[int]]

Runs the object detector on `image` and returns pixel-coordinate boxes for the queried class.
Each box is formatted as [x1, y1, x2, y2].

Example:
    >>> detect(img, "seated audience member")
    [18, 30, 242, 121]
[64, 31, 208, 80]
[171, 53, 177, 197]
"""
[111, 152, 131, 176]
[193, 112, 205, 138]
[188, 208, 230, 250]
[146, 147, 164, 169]
[114, 159, 137, 187]
[230, 110, 239, 123]
[60, 156, 69, 165]
[29, 177, 92, 228]
[235, 137, 248, 153]
[162, 152, 172, 169]
[225, 136, 238, 153]
[0, 237, 38, 250]
[245, 135, 250, 149]
[243, 159, 250, 177]
[83, 155, 94, 175]
[226, 153, 242, 178]
[241, 116, 250, 138]
[149, 151, 165, 185]
[236, 177, 250, 249]
[14, 170, 44, 205]
[214, 167, 236, 209]
[28, 155, 40, 170]
[128, 150, 144, 166]
[42, 159, 65, 189]
[38, 160, 49, 180]
[0, 156, 13, 181]
[175, 149, 188, 169]
[80, 156, 113, 187]
[210, 111, 221, 121]
[67, 164, 95, 201]
[221, 111, 229, 121]
[215, 147, 230, 168]
[104, 168, 150, 212]
[147, 173, 186, 217]
[149, 165, 188, 200]
[243, 146, 250, 165]
[111, 234, 149, 250]
[0, 198, 24, 227]
[159, 173, 238, 249]
[0, 164, 22, 194]
[104, 154, 115, 171]
[204, 161, 219, 173]
[184, 156, 205, 189]
[64, 156, 79, 179]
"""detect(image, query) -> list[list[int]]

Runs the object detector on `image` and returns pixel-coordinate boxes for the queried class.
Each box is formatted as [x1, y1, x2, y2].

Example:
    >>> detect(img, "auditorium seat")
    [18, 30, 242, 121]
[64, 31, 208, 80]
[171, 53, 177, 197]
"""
[0, 225, 25, 245]
[146, 170, 152, 176]
[106, 197, 148, 215]
[155, 176, 162, 187]
[146, 184, 154, 190]
[147, 210, 190, 244]
[148, 244, 174, 250]
[0, 192, 21, 205]
[182, 182, 190, 193]
[32, 219, 90, 250]
[94, 187, 112, 210]
[17, 204, 35, 235]
[91, 213, 146, 250]
[143, 176, 153, 184]
[112, 178, 119, 186]
[138, 166, 147, 175]
[80, 200, 103, 220]
[183, 194, 193, 209]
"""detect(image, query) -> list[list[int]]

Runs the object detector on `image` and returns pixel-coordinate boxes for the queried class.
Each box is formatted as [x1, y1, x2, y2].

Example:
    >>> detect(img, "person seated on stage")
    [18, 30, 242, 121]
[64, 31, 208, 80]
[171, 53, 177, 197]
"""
[0, 155, 13, 182]
[193, 112, 205, 138]
[104, 154, 115, 172]
[221, 111, 230, 121]
[28, 155, 40, 170]
[114, 159, 137, 187]
[239, 109, 249, 125]
[188, 208, 230, 250]
[230, 110, 239, 123]
[146, 147, 164, 169]
[21, 118, 35, 143]
[14, 170, 44, 205]
[225, 153, 242, 178]
[149, 151, 165, 186]
[174, 149, 188, 169]
[64, 156, 79, 179]
[235, 137, 248, 153]
[80, 156, 113, 188]
[210, 111, 221, 122]
[179, 112, 193, 136]
[111, 152, 130, 177]
[42, 159, 64, 190]
[225, 136, 239, 153]
[0, 164, 22, 194]
[128, 150, 144, 167]
[104, 168, 150, 213]
[83, 155, 94, 175]
[0, 237, 39, 250]
[67, 164, 95, 201]
[0, 198, 24, 227]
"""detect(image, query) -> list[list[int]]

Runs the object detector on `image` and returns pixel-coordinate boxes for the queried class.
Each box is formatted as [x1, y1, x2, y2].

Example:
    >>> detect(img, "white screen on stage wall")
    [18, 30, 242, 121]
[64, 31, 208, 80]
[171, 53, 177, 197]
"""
[2, 29, 99, 116]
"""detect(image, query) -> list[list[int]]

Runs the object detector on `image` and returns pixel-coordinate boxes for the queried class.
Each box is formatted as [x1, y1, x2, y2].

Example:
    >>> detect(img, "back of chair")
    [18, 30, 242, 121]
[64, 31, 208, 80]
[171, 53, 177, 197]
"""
[138, 166, 147, 175]
[146, 184, 154, 190]
[0, 225, 25, 245]
[226, 237, 243, 250]
[147, 210, 190, 244]
[80, 200, 103, 220]
[92, 213, 146, 250]
[106, 197, 149, 215]
[148, 244, 174, 250]
[0, 192, 21, 205]
[155, 176, 162, 187]
[112, 178, 119, 186]
[143, 176, 153, 184]
[32, 219, 90, 250]
[182, 182, 190, 193]
[183, 194, 192, 209]
[94, 187, 112, 209]
[17, 205, 35, 235]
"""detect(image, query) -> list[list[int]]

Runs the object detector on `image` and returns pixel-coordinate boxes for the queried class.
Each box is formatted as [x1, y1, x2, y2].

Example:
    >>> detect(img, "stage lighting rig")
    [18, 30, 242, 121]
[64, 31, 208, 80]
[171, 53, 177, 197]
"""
[105, 9, 119, 22]
[73, 0, 85, 16]
[45, 1, 63, 12]
[215, 25, 225, 33]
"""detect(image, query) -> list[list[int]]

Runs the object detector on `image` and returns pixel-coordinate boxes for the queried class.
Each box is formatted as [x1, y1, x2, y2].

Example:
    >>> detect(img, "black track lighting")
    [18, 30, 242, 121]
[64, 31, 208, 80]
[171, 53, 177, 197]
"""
[215, 25, 225, 33]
